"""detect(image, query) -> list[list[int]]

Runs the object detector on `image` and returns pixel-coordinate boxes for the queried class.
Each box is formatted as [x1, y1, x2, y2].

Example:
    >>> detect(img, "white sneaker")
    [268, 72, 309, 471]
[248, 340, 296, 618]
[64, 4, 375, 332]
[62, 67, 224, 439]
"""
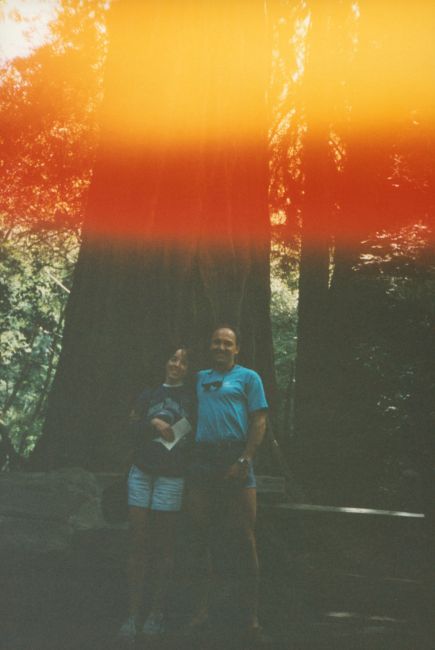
[142, 611, 165, 636]
[117, 616, 137, 642]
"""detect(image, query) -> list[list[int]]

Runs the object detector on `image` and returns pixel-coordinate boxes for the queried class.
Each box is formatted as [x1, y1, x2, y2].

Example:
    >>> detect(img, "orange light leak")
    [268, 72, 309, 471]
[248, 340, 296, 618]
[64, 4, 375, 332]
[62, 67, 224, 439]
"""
[301, 2, 434, 132]
[99, 1, 268, 148]
[83, 0, 270, 247]
[18, 1, 435, 246]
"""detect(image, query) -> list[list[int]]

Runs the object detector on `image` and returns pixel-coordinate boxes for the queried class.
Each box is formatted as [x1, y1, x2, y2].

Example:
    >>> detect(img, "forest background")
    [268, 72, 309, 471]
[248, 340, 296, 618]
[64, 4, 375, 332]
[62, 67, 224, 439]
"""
[1, 0, 434, 514]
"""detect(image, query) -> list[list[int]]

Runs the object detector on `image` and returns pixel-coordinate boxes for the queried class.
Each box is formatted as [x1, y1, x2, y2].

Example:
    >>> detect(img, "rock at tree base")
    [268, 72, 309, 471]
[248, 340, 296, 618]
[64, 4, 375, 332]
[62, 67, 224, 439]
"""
[0, 468, 107, 560]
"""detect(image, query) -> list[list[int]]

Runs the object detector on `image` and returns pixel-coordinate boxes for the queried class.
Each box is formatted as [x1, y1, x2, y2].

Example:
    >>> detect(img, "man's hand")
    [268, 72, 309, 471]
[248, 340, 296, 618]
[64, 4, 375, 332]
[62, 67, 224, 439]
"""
[224, 460, 250, 482]
[150, 417, 175, 442]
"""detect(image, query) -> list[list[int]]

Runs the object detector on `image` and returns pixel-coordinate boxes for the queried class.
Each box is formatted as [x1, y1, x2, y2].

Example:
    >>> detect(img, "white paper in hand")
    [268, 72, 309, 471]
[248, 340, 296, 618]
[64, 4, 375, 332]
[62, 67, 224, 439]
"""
[153, 417, 192, 451]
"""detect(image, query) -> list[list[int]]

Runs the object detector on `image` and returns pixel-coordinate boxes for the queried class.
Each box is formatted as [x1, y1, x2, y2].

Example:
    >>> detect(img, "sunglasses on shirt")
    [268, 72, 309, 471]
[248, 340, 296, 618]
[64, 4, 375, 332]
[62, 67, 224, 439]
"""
[202, 380, 223, 392]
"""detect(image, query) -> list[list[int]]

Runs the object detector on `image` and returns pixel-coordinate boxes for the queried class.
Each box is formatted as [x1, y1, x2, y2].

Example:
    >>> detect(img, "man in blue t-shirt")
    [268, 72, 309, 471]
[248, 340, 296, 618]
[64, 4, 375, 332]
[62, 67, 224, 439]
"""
[187, 324, 268, 641]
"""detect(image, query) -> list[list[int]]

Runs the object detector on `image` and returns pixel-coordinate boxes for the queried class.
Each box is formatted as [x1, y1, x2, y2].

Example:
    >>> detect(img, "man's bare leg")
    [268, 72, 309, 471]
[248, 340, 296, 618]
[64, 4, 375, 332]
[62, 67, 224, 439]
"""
[228, 487, 260, 630]
[185, 486, 213, 627]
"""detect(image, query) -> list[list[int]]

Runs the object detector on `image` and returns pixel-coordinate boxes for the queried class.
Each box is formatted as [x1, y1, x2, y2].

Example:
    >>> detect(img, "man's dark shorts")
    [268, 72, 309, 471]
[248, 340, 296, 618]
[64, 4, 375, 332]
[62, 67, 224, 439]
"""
[187, 441, 256, 489]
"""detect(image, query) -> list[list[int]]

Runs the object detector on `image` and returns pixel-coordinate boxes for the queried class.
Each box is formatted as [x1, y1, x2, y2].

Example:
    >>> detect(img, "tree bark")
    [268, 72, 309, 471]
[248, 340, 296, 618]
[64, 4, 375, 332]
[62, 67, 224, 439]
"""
[29, 1, 276, 470]
[292, 4, 335, 479]
[293, 187, 331, 468]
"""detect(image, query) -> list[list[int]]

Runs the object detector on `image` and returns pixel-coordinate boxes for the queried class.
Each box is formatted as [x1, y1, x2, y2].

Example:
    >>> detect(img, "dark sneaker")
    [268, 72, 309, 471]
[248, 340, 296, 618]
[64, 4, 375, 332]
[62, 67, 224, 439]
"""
[117, 616, 137, 643]
[243, 625, 272, 645]
[142, 611, 165, 636]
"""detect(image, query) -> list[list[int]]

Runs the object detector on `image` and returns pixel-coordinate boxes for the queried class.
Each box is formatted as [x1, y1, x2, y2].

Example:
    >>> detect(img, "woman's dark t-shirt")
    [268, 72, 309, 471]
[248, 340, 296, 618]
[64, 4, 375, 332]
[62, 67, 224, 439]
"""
[129, 384, 194, 477]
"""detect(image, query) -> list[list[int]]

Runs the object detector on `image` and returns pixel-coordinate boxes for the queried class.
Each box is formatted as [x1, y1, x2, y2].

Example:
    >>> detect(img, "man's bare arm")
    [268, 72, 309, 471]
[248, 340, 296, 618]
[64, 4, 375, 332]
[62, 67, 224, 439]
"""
[225, 410, 267, 481]
[242, 409, 267, 461]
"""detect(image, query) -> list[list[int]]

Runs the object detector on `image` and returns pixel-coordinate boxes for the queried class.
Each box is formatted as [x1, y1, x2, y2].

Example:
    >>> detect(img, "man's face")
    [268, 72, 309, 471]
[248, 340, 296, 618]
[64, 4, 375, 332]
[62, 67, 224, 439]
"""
[210, 328, 239, 370]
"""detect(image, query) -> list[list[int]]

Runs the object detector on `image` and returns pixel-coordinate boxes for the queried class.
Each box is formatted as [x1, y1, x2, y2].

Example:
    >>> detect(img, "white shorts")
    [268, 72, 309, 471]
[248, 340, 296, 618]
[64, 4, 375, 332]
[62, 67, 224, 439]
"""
[127, 464, 185, 512]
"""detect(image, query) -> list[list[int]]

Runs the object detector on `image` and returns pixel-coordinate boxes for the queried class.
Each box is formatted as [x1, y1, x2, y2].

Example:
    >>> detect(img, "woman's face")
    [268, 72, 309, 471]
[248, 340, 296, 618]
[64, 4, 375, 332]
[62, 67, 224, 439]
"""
[165, 349, 189, 384]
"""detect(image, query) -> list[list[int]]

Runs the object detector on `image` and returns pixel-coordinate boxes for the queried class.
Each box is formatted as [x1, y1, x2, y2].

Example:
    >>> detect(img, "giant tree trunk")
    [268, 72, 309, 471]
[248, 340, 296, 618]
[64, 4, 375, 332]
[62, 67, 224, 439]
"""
[30, 1, 276, 470]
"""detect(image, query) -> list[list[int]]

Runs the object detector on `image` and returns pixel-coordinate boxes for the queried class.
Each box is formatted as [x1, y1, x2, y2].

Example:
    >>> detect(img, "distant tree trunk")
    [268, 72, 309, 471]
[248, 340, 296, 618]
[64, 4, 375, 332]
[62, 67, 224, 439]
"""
[293, 146, 331, 478]
[282, 360, 295, 434]
[292, 4, 335, 485]
[29, 1, 276, 470]
[19, 310, 66, 457]
[327, 240, 359, 394]
[0, 421, 22, 469]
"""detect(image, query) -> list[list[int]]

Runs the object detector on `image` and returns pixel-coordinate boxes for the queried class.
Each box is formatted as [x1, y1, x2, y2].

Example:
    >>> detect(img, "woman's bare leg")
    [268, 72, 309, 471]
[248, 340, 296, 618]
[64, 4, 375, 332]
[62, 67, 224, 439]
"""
[127, 505, 150, 622]
[148, 511, 179, 616]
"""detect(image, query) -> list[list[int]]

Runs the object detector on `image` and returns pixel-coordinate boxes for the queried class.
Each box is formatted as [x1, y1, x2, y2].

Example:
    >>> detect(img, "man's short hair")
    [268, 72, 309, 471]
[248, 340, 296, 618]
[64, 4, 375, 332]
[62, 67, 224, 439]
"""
[211, 323, 241, 347]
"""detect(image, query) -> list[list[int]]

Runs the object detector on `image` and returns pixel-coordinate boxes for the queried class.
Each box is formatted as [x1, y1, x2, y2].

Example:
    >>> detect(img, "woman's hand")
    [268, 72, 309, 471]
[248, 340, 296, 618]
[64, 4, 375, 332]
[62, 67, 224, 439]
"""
[150, 418, 175, 442]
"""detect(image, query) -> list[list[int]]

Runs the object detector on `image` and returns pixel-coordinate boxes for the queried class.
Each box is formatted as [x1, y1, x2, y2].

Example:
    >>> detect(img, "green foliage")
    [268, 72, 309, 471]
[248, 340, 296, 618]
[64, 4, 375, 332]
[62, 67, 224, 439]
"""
[270, 252, 298, 432]
[0, 223, 79, 457]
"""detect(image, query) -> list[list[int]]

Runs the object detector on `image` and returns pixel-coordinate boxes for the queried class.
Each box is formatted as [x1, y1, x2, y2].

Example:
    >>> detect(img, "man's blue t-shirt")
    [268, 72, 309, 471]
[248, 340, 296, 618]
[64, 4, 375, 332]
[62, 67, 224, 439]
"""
[196, 364, 268, 443]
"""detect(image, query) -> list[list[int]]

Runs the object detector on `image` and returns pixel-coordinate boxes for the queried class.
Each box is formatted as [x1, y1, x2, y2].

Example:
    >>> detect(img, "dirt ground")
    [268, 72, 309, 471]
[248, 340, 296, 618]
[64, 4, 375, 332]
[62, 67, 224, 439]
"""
[2, 514, 432, 650]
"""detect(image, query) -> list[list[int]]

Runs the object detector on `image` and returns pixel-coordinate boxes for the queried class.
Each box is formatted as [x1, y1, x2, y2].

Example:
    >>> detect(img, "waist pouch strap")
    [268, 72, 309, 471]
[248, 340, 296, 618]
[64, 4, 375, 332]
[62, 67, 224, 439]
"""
[194, 441, 245, 465]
